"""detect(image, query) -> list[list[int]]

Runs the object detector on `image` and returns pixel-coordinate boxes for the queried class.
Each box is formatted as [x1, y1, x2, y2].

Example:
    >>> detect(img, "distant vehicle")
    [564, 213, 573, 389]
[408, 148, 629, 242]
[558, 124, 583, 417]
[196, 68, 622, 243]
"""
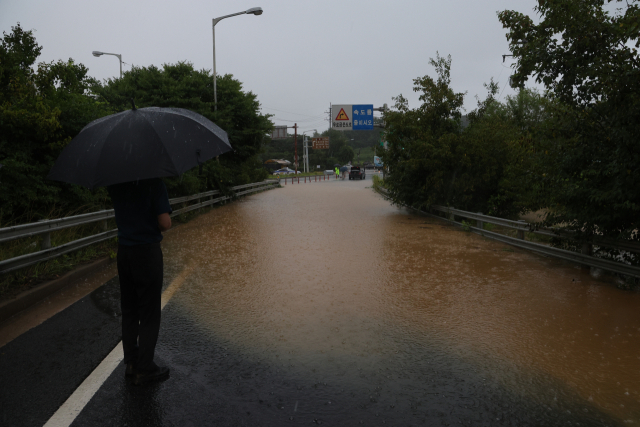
[273, 168, 300, 175]
[324, 170, 335, 175]
[349, 166, 366, 180]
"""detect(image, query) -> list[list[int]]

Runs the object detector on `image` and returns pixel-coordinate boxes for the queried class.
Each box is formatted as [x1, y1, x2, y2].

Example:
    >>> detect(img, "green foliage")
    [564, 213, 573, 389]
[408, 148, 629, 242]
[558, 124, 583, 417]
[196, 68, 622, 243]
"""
[380, 53, 555, 219]
[371, 174, 385, 192]
[337, 145, 355, 164]
[0, 24, 111, 224]
[499, 0, 640, 238]
[381, 54, 464, 211]
[381, 54, 524, 215]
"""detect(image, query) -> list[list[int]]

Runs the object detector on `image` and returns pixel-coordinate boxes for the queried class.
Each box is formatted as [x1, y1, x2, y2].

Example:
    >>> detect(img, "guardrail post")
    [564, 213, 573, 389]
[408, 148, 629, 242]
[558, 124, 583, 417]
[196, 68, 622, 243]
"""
[41, 232, 51, 250]
[36, 219, 52, 250]
[476, 213, 483, 231]
[102, 220, 108, 232]
[582, 242, 593, 256]
[517, 220, 526, 240]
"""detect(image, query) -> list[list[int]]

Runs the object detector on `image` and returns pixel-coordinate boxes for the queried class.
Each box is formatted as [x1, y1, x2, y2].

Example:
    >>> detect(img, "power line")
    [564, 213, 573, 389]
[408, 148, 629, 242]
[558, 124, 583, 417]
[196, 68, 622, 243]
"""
[271, 116, 326, 124]
[261, 106, 325, 119]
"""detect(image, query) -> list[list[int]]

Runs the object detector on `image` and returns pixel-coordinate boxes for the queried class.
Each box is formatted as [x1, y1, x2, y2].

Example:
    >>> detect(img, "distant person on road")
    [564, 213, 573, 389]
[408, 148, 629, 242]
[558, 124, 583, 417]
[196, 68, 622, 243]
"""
[108, 178, 172, 386]
[335, 167, 339, 179]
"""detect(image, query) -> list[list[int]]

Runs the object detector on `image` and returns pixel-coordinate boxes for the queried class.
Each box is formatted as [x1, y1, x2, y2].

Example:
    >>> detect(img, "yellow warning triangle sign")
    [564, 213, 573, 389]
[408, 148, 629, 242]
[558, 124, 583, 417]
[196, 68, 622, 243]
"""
[335, 108, 349, 121]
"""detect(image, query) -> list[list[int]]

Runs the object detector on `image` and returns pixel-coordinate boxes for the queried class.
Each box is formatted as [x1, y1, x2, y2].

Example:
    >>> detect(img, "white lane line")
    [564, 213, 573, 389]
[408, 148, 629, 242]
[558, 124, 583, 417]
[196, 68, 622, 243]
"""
[44, 342, 124, 427]
[44, 264, 196, 427]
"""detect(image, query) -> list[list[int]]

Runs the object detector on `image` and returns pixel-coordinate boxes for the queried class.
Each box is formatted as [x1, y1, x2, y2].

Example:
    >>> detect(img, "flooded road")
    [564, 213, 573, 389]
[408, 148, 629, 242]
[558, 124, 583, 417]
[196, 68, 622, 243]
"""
[157, 176, 640, 425]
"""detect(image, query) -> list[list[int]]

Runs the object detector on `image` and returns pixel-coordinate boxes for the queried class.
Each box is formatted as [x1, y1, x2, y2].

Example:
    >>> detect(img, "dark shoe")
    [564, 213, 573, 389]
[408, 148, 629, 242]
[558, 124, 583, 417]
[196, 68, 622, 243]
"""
[125, 362, 137, 378]
[134, 366, 170, 386]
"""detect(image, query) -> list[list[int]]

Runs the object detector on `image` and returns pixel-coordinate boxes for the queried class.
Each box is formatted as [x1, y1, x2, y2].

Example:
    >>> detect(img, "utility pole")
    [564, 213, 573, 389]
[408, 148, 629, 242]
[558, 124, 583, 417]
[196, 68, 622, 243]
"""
[303, 136, 308, 173]
[293, 123, 298, 174]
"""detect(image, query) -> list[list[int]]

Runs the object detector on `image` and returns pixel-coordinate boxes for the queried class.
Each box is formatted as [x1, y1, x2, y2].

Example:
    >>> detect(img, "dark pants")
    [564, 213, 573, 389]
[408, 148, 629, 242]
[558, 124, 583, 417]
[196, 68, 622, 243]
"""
[117, 242, 163, 372]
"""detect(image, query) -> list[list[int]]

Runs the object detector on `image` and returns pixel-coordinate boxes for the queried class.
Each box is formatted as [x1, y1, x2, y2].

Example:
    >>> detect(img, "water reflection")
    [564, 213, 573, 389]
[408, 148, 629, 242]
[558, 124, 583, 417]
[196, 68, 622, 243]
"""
[161, 180, 640, 424]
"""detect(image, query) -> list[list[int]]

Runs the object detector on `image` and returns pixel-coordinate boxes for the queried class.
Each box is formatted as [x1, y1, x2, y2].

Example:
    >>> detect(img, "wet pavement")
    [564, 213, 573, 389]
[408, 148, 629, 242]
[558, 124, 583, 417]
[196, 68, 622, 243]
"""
[2, 174, 639, 426]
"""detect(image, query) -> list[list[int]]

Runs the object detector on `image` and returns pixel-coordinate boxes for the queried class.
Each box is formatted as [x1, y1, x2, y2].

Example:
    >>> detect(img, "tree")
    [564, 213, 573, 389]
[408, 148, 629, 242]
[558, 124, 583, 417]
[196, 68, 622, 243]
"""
[380, 54, 545, 217]
[487, 88, 557, 216]
[499, 0, 640, 239]
[0, 24, 110, 224]
[381, 53, 466, 210]
[337, 145, 355, 164]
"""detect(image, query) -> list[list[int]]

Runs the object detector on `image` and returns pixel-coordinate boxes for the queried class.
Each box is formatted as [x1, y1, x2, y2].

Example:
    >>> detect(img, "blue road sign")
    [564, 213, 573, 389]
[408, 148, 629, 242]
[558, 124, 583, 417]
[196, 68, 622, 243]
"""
[352, 105, 374, 130]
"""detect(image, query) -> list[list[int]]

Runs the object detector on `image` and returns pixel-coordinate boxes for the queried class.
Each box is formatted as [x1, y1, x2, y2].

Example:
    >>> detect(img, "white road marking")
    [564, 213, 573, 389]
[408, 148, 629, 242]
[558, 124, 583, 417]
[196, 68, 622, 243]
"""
[43, 342, 124, 427]
[44, 264, 196, 427]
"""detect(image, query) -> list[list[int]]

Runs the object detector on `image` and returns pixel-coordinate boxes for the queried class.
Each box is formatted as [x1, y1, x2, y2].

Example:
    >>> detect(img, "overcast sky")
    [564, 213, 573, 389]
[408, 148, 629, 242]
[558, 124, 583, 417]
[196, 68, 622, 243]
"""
[1, 0, 542, 134]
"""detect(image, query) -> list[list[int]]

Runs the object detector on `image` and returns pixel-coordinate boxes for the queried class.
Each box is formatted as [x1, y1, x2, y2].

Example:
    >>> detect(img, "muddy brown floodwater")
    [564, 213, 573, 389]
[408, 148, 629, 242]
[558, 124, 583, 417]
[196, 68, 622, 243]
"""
[160, 177, 640, 425]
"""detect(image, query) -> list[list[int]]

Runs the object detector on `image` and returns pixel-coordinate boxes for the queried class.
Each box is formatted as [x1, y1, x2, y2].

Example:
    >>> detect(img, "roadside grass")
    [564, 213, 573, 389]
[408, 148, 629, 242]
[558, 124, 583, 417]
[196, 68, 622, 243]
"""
[371, 174, 386, 192]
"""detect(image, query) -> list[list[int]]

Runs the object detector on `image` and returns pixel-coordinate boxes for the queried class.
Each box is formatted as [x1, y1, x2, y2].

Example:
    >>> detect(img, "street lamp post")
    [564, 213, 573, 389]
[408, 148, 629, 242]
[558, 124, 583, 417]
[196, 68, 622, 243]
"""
[302, 129, 317, 173]
[92, 51, 123, 78]
[212, 7, 263, 111]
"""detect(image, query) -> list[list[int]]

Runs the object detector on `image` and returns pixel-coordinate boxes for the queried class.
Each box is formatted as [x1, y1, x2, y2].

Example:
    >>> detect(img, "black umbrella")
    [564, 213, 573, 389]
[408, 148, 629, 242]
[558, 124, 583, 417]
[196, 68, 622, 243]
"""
[333, 164, 341, 168]
[48, 106, 231, 189]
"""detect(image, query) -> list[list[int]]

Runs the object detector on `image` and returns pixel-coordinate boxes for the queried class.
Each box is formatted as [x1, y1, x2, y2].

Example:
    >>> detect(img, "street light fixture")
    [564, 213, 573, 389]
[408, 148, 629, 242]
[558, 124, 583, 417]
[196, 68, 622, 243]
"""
[212, 7, 263, 111]
[92, 51, 123, 79]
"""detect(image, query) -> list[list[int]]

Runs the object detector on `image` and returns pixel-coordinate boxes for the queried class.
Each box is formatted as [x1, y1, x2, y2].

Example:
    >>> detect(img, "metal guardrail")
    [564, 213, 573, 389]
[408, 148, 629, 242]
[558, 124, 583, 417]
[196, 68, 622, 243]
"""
[430, 205, 640, 254]
[431, 205, 530, 231]
[376, 187, 640, 279]
[0, 180, 279, 274]
[0, 210, 115, 244]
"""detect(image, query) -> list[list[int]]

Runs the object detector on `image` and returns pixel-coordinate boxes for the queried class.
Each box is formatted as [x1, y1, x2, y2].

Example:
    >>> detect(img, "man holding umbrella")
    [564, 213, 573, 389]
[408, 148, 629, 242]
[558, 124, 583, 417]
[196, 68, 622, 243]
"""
[48, 104, 233, 386]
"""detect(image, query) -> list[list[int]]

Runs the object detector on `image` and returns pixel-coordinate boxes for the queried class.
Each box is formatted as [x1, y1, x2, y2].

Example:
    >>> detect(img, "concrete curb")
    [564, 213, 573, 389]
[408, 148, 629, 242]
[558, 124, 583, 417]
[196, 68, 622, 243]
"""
[0, 257, 115, 324]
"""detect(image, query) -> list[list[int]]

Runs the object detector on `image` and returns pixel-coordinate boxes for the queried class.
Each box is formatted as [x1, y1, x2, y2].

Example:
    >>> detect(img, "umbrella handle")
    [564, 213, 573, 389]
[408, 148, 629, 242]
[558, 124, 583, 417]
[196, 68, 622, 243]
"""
[197, 149, 203, 175]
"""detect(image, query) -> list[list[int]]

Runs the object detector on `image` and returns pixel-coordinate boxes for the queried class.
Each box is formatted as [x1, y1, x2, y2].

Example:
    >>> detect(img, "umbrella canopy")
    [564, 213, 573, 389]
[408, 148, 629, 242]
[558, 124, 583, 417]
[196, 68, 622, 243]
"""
[333, 164, 341, 168]
[339, 166, 349, 172]
[48, 107, 231, 189]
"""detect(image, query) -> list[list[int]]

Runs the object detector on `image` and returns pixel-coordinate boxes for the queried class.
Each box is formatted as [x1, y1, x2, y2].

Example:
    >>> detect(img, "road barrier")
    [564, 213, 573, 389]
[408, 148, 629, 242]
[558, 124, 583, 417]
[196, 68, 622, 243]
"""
[277, 171, 360, 184]
[375, 187, 640, 279]
[0, 180, 279, 274]
[279, 173, 336, 185]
